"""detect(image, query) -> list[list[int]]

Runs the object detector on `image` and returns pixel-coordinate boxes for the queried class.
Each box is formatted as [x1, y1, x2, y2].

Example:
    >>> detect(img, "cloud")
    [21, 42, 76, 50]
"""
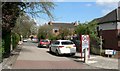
[96, 0, 119, 15]
[96, 0, 119, 2]
[85, 3, 92, 7]
[96, 0, 118, 8]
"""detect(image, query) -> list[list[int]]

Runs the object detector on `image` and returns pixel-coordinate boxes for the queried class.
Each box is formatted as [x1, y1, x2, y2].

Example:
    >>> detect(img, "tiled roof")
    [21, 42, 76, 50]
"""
[97, 7, 120, 24]
[48, 22, 77, 29]
[52, 23, 75, 28]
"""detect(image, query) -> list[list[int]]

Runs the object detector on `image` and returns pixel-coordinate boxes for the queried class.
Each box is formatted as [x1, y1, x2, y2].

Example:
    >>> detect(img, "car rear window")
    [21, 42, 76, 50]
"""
[52, 41, 60, 45]
[41, 40, 49, 42]
[61, 41, 73, 45]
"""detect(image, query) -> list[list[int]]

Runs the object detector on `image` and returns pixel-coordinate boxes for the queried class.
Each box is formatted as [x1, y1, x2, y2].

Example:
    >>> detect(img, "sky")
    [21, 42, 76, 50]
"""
[32, 0, 119, 26]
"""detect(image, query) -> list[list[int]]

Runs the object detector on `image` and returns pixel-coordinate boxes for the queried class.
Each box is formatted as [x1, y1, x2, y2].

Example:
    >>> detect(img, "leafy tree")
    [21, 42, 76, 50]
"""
[75, 23, 89, 35]
[75, 21, 100, 54]
[13, 14, 36, 38]
[37, 25, 53, 40]
[58, 28, 73, 40]
[2, 2, 55, 57]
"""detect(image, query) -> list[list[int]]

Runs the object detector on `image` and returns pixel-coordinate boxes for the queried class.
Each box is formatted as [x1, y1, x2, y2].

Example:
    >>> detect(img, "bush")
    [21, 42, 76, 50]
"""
[12, 33, 20, 49]
[0, 40, 5, 62]
[90, 46, 100, 55]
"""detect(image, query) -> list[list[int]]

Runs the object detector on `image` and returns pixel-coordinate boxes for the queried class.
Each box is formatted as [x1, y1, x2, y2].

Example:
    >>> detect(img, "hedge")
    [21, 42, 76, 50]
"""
[12, 33, 20, 50]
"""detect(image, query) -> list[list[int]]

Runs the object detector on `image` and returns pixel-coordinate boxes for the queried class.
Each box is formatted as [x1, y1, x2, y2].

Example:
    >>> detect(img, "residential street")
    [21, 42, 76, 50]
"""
[10, 41, 98, 69]
[1, 1, 120, 71]
[1, 41, 119, 70]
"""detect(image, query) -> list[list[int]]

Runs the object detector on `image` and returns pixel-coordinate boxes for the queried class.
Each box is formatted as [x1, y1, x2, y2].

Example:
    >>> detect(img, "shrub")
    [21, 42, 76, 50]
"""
[0, 40, 5, 62]
[12, 33, 20, 49]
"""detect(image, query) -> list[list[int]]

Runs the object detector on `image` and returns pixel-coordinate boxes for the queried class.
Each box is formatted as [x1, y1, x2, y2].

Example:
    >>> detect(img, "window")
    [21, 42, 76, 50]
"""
[53, 29, 59, 33]
[52, 41, 60, 45]
[41, 40, 49, 42]
[54, 30, 58, 33]
[61, 41, 73, 45]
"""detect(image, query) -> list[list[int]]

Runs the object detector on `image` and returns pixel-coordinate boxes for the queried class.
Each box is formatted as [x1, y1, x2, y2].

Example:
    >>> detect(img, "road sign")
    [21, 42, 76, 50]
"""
[81, 35, 90, 50]
[80, 35, 90, 58]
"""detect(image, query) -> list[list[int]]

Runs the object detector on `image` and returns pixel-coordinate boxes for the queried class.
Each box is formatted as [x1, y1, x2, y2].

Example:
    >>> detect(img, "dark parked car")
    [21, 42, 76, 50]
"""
[38, 39, 50, 48]
[71, 39, 80, 52]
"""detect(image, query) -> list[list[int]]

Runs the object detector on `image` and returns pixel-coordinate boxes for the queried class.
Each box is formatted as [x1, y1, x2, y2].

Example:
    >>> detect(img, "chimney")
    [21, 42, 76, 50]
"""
[74, 21, 78, 26]
[48, 21, 52, 25]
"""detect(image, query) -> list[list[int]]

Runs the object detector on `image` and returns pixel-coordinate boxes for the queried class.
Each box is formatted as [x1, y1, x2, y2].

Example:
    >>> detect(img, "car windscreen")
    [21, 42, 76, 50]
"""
[61, 41, 73, 45]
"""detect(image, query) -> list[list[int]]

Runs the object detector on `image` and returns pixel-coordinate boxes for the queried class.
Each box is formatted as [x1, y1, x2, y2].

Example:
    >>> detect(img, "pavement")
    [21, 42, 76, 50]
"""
[74, 53, 119, 69]
[0, 63, 2, 71]
[1, 45, 22, 70]
[0, 42, 119, 70]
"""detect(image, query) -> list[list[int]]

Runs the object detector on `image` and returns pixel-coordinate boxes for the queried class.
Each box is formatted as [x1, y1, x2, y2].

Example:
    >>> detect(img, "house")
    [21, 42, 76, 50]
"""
[48, 21, 78, 39]
[97, 7, 120, 51]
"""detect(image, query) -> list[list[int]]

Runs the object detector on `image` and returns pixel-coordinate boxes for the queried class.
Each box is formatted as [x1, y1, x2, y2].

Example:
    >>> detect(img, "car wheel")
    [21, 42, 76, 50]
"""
[38, 44, 40, 47]
[70, 53, 75, 56]
[49, 47, 52, 53]
[55, 50, 59, 56]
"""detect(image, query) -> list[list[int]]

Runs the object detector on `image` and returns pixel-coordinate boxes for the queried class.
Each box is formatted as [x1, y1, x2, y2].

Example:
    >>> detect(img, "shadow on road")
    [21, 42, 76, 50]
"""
[37, 46, 49, 49]
[46, 51, 71, 57]
[73, 59, 84, 63]
[68, 56, 81, 59]
[21, 47, 33, 53]
[10, 48, 21, 56]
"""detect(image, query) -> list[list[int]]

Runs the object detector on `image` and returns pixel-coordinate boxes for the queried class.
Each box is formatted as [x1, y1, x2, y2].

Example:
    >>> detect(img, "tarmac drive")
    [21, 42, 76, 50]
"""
[12, 42, 99, 69]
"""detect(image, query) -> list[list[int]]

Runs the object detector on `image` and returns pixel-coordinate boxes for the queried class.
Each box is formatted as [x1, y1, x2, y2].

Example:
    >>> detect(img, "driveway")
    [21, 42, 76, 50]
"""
[12, 42, 98, 69]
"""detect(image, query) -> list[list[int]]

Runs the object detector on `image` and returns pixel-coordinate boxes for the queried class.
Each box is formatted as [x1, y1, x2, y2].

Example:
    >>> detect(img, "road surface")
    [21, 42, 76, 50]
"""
[12, 41, 99, 69]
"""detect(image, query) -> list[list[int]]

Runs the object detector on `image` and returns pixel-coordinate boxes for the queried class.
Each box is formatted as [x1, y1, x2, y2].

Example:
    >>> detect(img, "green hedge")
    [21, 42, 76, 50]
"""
[12, 33, 20, 49]
[0, 40, 5, 62]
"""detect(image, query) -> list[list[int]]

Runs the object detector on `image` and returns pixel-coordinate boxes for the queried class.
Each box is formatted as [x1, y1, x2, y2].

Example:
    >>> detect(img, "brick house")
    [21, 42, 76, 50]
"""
[97, 7, 120, 51]
[48, 21, 78, 39]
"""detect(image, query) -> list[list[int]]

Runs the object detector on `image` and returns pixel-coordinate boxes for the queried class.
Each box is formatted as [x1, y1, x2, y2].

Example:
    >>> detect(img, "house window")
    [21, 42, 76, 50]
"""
[53, 29, 59, 33]
[54, 30, 58, 33]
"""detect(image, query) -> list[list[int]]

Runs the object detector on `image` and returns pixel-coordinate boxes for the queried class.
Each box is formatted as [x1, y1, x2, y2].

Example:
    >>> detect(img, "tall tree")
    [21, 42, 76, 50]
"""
[2, 2, 55, 57]
[13, 13, 35, 38]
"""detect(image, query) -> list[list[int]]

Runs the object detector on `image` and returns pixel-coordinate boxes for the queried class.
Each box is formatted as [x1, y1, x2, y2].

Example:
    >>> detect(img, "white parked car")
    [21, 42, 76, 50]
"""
[49, 40, 76, 56]
[23, 39, 27, 42]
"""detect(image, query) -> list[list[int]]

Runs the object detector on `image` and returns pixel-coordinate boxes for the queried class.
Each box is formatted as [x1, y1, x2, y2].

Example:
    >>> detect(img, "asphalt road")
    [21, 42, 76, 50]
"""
[12, 41, 99, 69]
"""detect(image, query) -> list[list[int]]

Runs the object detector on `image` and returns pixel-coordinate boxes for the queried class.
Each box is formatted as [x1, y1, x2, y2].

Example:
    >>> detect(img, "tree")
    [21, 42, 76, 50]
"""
[37, 24, 53, 40]
[58, 28, 73, 40]
[13, 14, 37, 38]
[2, 2, 55, 57]
[75, 23, 89, 35]
[75, 21, 100, 54]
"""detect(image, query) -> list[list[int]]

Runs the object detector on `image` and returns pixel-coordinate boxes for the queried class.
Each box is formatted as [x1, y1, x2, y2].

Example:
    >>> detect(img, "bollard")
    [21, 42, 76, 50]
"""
[84, 48, 88, 63]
